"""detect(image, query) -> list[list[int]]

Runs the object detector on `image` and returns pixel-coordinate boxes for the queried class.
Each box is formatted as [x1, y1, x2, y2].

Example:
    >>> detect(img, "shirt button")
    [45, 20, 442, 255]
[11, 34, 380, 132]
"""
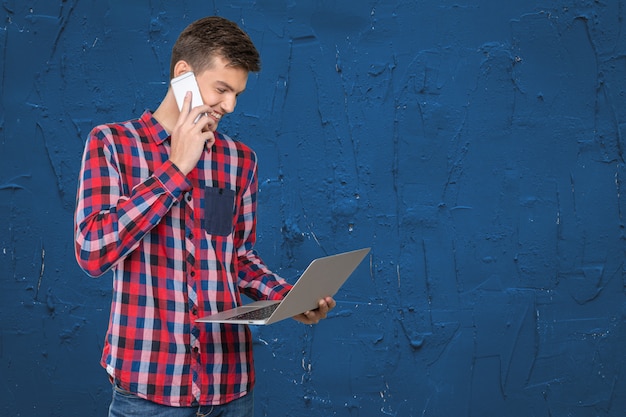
[193, 347, 199, 353]
[186, 194, 192, 202]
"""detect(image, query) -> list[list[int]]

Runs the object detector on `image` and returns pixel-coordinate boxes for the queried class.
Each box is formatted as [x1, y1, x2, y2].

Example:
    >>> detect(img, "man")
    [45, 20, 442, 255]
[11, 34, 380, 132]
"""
[74, 16, 335, 417]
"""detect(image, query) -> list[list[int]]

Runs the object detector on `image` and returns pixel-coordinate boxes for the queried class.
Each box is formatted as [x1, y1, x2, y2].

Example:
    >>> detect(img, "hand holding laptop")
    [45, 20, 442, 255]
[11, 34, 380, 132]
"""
[196, 248, 370, 325]
[292, 296, 337, 324]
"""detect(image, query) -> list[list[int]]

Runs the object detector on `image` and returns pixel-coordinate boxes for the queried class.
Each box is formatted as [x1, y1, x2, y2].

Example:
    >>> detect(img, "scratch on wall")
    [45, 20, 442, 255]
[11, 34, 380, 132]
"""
[47, 0, 78, 60]
[35, 122, 66, 202]
[34, 241, 45, 302]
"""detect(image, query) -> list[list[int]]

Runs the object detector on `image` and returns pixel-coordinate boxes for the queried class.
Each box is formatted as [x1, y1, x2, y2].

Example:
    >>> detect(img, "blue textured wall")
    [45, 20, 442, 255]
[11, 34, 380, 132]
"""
[2, 1, 625, 416]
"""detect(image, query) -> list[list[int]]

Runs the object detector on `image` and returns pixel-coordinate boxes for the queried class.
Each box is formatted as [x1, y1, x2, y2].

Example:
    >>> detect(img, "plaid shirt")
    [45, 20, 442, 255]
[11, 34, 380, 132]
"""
[74, 110, 291, 407]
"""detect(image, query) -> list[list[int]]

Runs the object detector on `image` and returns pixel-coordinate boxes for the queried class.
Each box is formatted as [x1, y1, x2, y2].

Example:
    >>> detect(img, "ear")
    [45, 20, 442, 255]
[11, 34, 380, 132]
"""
[173, 60, 192, 77]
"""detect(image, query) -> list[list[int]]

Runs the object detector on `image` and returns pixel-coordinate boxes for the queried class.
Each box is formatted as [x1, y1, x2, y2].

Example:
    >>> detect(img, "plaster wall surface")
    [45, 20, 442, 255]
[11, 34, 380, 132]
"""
[1, 1, 625, 416]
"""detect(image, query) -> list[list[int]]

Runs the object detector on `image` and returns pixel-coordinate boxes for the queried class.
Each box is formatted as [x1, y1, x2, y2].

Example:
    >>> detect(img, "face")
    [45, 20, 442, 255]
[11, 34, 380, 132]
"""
[191, 56, 249, 129]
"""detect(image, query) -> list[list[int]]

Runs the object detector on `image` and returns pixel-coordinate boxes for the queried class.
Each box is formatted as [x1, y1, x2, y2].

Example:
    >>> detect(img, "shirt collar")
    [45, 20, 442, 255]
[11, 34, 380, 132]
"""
[140, 110, 171, 145]
[140, 109, 222, 149]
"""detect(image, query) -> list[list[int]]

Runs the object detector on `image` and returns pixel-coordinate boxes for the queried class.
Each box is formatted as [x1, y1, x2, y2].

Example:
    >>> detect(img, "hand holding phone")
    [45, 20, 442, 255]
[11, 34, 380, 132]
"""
[169, 72, 214, 175]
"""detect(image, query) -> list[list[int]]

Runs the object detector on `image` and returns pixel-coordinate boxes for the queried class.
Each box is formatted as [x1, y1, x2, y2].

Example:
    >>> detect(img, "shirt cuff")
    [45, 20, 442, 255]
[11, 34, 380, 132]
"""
[153, 160, 192, 202]
[268, 280, 294, 300]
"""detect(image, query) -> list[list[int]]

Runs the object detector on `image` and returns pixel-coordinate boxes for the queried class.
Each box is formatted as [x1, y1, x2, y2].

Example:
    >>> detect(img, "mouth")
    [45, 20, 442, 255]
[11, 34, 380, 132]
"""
[196, 111, 222, 127]
[209, 111, 222, 122]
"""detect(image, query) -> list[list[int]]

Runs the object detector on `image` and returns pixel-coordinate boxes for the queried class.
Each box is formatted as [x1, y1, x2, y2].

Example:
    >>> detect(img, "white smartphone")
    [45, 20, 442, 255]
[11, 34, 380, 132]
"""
[170, 72, 204, 111]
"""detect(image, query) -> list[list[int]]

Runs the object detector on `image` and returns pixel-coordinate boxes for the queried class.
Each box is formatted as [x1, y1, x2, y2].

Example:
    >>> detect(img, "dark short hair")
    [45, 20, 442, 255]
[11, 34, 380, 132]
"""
[170, 16, 261, 77]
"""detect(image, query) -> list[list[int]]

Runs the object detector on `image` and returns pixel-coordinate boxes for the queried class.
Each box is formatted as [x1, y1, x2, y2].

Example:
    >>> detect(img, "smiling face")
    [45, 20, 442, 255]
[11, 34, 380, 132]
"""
[192, 56, 249, 129]
[167, 17, 260, 132]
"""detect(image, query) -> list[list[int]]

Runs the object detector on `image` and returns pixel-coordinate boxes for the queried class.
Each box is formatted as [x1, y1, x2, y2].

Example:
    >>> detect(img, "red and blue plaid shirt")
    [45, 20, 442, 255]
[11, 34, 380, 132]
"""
[74, 110, 291, 407]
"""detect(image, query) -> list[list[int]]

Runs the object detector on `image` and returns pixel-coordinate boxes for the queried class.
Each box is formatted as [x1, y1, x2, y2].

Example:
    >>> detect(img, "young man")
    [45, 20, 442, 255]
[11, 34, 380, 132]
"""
[74, 16, 335, 417]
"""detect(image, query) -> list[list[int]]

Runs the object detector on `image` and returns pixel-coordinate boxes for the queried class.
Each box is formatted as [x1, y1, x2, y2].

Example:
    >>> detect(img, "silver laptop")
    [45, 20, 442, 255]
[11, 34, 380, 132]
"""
[196, 248, 370, 325]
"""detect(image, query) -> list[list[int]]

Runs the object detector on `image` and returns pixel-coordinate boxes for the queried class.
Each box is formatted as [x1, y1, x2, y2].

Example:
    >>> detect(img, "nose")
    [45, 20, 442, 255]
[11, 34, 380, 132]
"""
[220, 94, 237, 114]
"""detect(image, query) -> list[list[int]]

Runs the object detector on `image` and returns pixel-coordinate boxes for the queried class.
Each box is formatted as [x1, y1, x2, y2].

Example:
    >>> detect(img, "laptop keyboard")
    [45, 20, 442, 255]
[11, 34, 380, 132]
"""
[230, 303, 280, 321]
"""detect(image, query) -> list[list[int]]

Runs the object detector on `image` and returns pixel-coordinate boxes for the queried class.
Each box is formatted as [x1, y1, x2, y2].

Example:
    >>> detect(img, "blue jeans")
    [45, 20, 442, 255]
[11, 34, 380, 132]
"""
[108, 383, 254, 417]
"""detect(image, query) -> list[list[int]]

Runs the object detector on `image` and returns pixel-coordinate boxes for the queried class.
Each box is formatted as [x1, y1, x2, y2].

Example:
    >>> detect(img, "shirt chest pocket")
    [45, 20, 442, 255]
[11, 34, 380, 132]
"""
[203, 187, 236, 237]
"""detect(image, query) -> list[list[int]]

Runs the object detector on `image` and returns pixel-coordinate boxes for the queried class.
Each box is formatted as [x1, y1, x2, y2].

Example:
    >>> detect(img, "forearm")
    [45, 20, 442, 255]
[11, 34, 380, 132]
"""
[233, 162, 291, 299]
[74, 140, 189, 276]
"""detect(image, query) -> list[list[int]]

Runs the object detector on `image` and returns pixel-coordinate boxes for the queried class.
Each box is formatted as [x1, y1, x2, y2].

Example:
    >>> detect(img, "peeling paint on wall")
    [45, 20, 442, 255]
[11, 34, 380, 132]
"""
[1, 1, 625, 416]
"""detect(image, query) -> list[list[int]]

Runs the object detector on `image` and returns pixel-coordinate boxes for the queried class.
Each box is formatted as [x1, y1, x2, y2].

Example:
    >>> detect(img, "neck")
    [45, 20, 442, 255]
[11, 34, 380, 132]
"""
[153, 90, 179, 134]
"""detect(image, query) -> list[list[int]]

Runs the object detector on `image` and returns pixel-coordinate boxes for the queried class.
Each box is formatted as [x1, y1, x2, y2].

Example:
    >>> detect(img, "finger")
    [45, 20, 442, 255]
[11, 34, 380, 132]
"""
[182, 91, 193, 112]
[194, 111, 215, 128]
[317, 298, 331, 313]
[189, 104, 208, 118]
[304, 311, 320, 324]
[308, 308, 325, 321]
[190, 106, 216, 128]
[174, 92, 193, 127]
[195, 118, 216, 138]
